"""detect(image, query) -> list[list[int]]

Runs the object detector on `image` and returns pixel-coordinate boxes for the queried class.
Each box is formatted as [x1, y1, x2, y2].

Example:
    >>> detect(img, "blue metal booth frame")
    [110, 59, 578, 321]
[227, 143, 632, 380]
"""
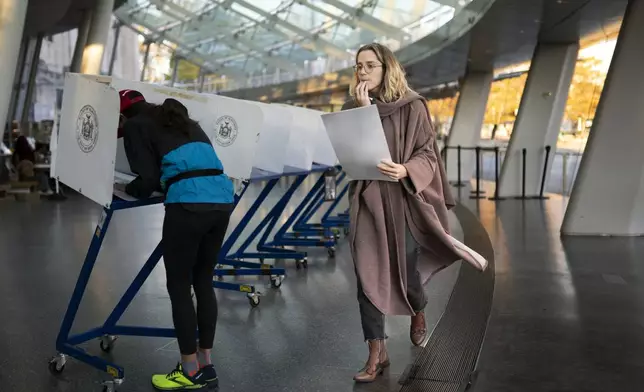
[48, 164, 350, 391]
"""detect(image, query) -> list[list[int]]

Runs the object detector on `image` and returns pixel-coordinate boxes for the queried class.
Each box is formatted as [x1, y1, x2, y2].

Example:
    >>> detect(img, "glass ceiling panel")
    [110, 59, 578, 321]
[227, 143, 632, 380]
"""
[115, 0, 464, 82]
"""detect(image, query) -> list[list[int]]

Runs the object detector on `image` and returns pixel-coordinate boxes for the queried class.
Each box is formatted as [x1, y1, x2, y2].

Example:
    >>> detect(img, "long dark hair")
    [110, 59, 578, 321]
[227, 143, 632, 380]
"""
[124, 98, 196, 135]
[148, 99, 197, 135]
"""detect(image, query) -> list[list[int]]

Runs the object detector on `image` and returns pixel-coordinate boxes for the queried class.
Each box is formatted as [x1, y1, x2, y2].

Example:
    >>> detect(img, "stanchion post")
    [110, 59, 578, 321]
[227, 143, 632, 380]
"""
[512, 147, 528, 200]
[522, 148, 526, 199]
[470, 146, 485, 199]
[493, 146, 500, 199]
[562, 153, 568, 195]
[457, 145, 462, 186]
[537, 145, 551, 200]
[489, 146, 506, 200]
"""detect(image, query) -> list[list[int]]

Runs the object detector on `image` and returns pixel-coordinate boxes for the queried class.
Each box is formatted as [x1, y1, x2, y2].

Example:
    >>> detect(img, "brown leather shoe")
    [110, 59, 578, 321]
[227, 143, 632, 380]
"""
[354, 340, 390, 383]
[410, 311, 427, 346]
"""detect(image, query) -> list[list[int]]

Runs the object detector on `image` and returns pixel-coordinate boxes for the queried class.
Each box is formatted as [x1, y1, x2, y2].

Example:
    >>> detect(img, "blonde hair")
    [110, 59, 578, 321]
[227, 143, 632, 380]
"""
[349, 43, 411, 103]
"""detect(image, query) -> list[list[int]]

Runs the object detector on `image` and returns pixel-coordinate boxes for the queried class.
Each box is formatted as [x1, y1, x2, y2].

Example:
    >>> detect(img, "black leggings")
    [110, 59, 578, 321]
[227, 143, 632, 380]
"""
[162, 204, 230, 355]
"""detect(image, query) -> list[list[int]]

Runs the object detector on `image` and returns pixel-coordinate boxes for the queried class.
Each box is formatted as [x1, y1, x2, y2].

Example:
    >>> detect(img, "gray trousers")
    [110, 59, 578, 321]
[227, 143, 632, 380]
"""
[356, 226, 427, 341]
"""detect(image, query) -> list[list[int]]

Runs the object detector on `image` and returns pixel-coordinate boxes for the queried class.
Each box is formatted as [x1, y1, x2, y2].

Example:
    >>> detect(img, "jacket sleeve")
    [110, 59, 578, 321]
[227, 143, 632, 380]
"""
[402, 100, 437, 195]
[122, 120, 160, 199]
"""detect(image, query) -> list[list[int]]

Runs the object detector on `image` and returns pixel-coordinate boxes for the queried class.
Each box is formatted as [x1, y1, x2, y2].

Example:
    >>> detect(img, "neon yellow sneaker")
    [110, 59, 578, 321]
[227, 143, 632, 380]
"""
[151, 363, 207, 391]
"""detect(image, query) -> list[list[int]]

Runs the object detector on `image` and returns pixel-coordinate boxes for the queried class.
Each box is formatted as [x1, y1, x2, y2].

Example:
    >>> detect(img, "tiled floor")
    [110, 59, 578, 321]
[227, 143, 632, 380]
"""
[5, 171, 642, 392]
[458, 183, 644, 392]
[0, 175, 461, 392]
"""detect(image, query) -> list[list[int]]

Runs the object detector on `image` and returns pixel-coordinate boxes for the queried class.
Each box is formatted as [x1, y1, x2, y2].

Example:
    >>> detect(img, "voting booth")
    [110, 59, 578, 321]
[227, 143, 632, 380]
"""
[48, 73, 295, 390]
[52, 73, 269, 209]
[49, 73, 352, 391]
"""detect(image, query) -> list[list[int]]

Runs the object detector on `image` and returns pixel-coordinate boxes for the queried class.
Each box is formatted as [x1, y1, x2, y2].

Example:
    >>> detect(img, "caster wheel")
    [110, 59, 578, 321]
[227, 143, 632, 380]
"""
[248, 294, 260, 308]
[100, 335, 117, 353]
[327, 247, 336, 258]
[48, 356, 66, 374]
[302, 259, 308, 269]
[102, 379, 123, 392]
[270, 276, 283, 288]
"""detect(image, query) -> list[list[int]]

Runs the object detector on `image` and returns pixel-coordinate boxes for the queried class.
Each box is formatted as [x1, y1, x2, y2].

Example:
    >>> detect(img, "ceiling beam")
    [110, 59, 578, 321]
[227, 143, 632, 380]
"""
[231, 0, 353, 60]
[147, 0, 300, 72]
[323, 0, 409, 41]
[114, 10, 249, 79]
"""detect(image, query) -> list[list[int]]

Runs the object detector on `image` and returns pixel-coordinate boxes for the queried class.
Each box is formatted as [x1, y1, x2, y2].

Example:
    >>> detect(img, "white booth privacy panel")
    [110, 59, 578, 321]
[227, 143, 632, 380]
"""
[275, 104, 317, 171]
[206, 95, 263, 180]
[109, 78, 261, 180]
[312, 114, 338, 167]
[253, 103, 292, 174]
[56, 74, 119, 207]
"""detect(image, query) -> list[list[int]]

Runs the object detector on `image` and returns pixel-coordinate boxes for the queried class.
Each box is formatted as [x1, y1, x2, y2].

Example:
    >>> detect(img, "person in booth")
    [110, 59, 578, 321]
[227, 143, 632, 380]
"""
[117, 89, 235, 391]
[342, 43, 486, 383]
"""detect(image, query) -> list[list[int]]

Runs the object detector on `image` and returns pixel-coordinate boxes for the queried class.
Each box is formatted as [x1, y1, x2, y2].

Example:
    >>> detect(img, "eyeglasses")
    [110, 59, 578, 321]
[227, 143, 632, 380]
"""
[353, 63, 383, 74]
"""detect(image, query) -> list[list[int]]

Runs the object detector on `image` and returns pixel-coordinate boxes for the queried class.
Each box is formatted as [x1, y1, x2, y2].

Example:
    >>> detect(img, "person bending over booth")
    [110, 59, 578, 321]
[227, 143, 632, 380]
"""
[342, 43, 486, 383]
[117, 90, 234, 391]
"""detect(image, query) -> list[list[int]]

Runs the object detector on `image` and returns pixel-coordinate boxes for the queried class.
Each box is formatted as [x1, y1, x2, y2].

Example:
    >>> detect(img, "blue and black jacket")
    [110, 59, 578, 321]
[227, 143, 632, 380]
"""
[122, 113, 234, 209]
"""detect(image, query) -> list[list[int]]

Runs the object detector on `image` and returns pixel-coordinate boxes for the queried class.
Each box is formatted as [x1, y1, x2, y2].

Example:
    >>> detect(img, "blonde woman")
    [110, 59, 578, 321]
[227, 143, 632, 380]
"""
[343, 43, 486, 383]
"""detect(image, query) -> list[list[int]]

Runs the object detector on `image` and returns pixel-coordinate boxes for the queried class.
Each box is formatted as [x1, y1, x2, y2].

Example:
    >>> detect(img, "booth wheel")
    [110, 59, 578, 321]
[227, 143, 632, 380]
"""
[295, 258, 308, 270]
[270, 275, 283, 288]
[48, 354, 67, 374]
[327, 247, 336, 258]
[102, 379, 123, 392]
[248, 293, 260, 308]
[99, 335, 118, 353]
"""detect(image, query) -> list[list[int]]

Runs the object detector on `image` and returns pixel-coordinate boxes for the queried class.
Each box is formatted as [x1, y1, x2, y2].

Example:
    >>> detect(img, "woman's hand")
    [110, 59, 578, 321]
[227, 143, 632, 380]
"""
[356, 82, 371, 107]
[377, 160, 408, 181]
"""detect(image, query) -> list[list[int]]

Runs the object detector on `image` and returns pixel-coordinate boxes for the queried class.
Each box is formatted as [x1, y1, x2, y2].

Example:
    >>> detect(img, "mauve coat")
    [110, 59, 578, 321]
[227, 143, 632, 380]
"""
[343, 91, 485, 316]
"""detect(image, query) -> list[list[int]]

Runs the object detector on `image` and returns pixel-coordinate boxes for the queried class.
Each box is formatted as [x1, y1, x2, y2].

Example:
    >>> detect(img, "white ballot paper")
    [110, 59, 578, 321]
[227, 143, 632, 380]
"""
[321, 105, 395, 181]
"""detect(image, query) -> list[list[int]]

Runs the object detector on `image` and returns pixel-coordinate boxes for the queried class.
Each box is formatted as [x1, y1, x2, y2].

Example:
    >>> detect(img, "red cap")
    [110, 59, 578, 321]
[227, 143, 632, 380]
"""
[119, 89, 146, 113]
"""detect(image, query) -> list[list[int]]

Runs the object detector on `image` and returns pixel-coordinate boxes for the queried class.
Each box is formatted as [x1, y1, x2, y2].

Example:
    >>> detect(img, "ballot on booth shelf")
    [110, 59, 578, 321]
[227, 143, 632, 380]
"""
[53, 73, 266, 208]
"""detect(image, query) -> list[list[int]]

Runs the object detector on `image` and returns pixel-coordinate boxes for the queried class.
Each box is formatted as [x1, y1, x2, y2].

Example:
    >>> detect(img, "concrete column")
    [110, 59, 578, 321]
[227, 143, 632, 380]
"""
[140, 41, 151, 81]
[20, 33, 44, 136]
[70, 8, 92, 73]
[5, 34, 29, 145]
[562, 0, 644, 236]
[197, 68, 205, 93]
[170, 55, 180, 87]
[444, 71, 493, 183]
[107, 23, 121, 76]
[0, 0, 29, 144]
[80, 0, 116, 75]
[497, 43, 578, 198]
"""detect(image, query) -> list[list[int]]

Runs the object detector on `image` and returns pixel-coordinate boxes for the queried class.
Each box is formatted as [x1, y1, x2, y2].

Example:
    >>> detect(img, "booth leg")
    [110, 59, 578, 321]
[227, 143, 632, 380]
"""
[55, 208, 113, 350]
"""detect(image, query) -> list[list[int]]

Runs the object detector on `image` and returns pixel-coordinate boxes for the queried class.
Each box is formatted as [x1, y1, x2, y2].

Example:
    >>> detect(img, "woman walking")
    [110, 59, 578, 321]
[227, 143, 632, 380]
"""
[343, 43, 487, 383]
